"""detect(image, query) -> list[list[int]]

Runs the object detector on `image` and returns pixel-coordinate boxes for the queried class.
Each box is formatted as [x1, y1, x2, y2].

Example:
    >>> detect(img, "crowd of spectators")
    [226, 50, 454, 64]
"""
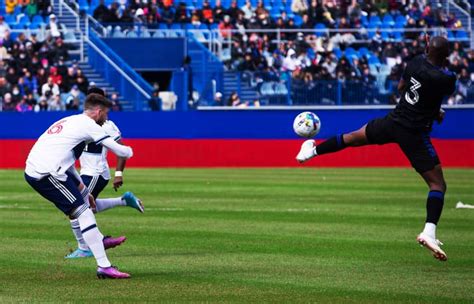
[91, 0, 463, 31]
[89, 0, 472, 105]
[0, 14, 96, 112]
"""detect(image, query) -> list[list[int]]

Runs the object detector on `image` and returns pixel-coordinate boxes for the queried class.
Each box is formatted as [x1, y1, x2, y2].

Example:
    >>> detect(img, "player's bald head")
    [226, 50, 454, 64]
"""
[87, 87, 105, 97]
[428, 36, 449, 60]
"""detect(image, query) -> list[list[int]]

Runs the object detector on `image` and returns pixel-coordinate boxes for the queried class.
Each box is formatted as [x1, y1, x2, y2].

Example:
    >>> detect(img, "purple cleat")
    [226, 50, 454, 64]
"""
[103, 235, 126, 250]
[97, 266, 131, 279]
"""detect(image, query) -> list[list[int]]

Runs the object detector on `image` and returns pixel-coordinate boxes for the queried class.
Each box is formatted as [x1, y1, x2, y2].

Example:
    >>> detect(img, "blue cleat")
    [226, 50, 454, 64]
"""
[122, 191, 144, 213]
[65, 248, 93, 259]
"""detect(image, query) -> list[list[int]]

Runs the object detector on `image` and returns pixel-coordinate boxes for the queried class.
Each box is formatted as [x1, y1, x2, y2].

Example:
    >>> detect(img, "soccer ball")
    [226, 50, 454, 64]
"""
[293, 112, 321, 138]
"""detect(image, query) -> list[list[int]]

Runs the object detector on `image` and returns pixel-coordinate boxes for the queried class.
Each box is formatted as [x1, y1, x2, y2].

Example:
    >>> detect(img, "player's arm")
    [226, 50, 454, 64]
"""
[101, 137, 133, 159]
[87, 120, 133, 159]
[113, 139, 127, 191]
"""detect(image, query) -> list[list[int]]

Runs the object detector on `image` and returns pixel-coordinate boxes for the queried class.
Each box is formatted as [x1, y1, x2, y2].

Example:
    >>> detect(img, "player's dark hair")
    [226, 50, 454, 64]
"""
[84, 93, 112, 110]
[87, 87, 105, 97]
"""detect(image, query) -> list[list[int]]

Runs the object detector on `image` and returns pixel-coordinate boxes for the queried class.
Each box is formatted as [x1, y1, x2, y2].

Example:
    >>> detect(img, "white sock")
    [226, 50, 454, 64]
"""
[70, 219, 89, 250]
[76, 208, 111, 268]
[422, 222, 437, 239]
[95, 197, 126, 212]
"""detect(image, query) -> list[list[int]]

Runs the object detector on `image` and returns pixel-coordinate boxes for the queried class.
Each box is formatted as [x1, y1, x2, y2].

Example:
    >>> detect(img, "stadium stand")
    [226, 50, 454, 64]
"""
[0, 0, 473, 110]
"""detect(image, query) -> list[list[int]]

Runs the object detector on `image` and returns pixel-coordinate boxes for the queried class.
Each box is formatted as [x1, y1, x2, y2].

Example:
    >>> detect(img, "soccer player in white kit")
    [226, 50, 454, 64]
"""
[66, 119, 144, 259]
[25, 93, 133, 279]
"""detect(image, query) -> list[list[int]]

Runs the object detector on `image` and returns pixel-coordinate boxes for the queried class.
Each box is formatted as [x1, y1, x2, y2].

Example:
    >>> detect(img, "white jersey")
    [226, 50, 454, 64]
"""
[25, 114, 111, 181]
[79, 120, 121, 180]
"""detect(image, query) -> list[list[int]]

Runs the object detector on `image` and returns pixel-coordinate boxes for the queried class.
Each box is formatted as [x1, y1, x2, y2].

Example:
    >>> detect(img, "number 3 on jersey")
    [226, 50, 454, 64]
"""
[47, 120, 67, 134]
[405, 77, 421, 105]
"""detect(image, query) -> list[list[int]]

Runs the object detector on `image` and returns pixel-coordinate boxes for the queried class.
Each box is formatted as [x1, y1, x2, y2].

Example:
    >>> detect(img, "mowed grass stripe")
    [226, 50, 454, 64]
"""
[0, 168, 473, 303]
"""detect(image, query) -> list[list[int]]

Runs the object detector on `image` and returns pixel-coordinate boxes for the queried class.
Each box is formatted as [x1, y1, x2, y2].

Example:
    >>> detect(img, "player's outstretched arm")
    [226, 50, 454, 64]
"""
[101, 137, 133, 159]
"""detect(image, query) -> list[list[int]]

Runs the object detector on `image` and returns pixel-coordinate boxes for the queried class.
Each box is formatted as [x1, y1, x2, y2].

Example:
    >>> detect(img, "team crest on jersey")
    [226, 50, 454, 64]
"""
[405, 77, 421, 105]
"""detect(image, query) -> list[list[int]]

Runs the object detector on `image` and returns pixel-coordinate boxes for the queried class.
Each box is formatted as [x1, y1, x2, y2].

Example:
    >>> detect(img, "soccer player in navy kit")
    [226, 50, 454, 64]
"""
[296, 36, 456, 261]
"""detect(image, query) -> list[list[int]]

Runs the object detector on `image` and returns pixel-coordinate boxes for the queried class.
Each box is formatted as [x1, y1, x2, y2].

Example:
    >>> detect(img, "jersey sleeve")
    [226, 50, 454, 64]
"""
[84, 118, 111, 144]
[104, 120, 122, 142]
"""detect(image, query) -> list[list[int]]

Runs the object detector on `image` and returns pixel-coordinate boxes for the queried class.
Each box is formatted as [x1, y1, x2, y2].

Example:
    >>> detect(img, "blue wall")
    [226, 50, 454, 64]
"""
[0, 109, 472, 139]
[103, 38, 186, 70]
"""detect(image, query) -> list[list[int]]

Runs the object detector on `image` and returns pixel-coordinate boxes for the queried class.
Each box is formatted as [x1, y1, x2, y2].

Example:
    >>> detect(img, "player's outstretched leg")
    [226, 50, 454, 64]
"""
[416, 165, 448, 261]
[94, 192, 144, 213]
[73, 206, 130, 278]
[296, 125, 369, 163]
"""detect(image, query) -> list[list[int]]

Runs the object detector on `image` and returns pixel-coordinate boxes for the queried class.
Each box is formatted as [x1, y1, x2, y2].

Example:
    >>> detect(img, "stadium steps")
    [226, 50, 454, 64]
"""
[77, 62, 133, 111]
[52, 5, 87, 61]
[53, 4, 133, 110]
[223, 72, 259, 104]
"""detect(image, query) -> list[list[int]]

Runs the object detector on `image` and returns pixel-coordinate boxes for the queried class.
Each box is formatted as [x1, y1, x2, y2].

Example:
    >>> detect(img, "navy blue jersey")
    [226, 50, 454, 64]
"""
[389, 55, 456, 131]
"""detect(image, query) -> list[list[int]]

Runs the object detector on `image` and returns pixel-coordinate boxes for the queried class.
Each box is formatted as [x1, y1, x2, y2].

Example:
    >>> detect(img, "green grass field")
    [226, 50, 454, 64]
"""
[0, 168, 473, 303]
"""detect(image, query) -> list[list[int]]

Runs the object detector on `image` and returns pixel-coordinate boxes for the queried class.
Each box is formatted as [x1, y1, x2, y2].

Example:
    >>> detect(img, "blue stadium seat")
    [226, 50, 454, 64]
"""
[18, 15, 30, 27]
[293, 15, 303, 27]
[369, 15, 382, 27]
[345, 47, 357, 58]
[456, 30, 469, 41]
[29, 22, 43, 29]
[368, 56, 380, 65]
[314, 23, 327, 37]
[381, 30, 390, 41]
[210, 23, 219, 30]
[195, 0, 204, 8]
[32, 15, 44, 24]
[395, 15, 407, 26]
[158, 23, 169, 30]
[222, 0, 231, 8]
[382, 14, 394, 27]
[126, 30, 138, 38]
[447, 30, 455, 41]
[274, 83, 288, 95]
[13, 5, 22, 15]
[333, 48, 342, 59]
[199, 23, 208, 30]
[170, 23, 182, 30]
[358, 47, 369, 58]
[78, 0, 89, 9]
[5, 14, 16, 24]
[153, 30, 166, 38]
[392, 30, 403, 42]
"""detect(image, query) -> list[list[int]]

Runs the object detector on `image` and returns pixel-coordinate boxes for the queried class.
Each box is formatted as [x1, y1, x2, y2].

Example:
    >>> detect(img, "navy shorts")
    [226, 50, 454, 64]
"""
[25, 171, 86, 216]
[365, 116, 440, 173]
[81, 175, 109, 199]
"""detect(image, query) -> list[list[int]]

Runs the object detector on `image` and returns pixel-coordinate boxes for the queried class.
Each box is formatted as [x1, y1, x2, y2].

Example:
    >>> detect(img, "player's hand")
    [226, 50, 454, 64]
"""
[113, 176, 123, 191]
[436, 109, 445, 124]
[88, 194, 96, 211]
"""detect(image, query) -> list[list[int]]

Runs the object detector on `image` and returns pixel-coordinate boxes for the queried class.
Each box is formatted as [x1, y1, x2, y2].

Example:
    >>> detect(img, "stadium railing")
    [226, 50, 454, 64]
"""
[86, 30, 153, 110]
[92, 26, 472, 60]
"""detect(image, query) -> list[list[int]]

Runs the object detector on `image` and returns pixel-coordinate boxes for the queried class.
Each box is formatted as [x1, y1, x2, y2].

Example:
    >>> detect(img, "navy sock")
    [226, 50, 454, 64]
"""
[315, 134, 347, 155]
[426, 190, 445, 224]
